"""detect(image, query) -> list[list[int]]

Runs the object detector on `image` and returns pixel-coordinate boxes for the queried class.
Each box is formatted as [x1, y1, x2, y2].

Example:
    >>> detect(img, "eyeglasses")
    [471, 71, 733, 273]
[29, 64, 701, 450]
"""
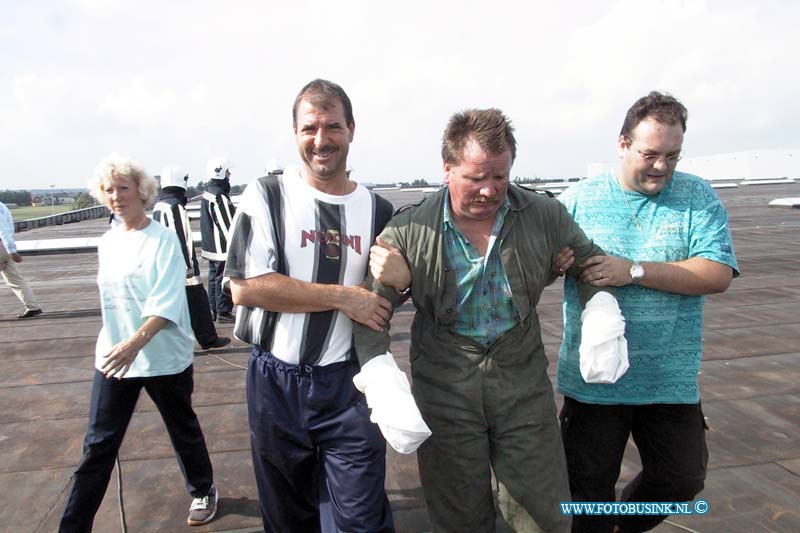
[635, 149, 681, 166]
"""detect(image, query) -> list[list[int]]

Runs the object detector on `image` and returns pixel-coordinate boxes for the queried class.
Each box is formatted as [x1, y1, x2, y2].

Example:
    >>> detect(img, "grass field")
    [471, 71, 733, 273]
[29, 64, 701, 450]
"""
[10, 205, 75, 221]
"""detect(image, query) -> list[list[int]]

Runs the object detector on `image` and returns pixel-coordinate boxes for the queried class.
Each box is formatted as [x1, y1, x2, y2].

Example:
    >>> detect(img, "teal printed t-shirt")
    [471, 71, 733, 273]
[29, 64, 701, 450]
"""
[557, 172, 739, 404]
[94, 221, 195, 378]
[443, 193, 519, 346]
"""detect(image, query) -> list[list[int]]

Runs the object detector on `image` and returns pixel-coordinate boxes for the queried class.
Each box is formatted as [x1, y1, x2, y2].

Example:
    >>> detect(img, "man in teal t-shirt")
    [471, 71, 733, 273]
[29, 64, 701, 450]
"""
[557, 92, 739, 533]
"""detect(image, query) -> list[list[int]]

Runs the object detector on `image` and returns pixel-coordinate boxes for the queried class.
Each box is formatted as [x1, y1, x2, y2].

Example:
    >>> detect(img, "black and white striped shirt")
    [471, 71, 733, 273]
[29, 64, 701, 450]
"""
[152, 194, 202, 286]
[200, 181, 235, 261]
[224, 166, 393, 366]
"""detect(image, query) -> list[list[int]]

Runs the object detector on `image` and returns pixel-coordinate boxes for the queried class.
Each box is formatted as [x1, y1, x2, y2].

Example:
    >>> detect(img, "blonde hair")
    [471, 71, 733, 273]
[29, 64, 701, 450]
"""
[89, 153, 158, 207]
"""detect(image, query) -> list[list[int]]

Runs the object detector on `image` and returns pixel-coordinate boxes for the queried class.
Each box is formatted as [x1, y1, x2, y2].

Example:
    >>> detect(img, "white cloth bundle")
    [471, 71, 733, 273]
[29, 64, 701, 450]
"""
[579, 291, 629, 384]
[353, 353, 432, 454]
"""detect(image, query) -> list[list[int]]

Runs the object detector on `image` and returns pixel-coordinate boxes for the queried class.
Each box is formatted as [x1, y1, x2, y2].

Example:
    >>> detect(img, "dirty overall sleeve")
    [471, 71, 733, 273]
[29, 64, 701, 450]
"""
[554, 200, 612, 307]
[353, 220, 405, 367]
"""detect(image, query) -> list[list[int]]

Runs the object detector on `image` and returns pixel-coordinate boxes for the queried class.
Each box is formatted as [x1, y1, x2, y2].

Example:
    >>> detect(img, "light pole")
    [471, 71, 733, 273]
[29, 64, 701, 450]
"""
[50, 184, 55, 216]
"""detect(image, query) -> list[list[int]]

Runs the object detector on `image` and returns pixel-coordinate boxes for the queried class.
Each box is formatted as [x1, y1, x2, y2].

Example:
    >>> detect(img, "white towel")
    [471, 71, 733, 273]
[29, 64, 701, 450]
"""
[579, 292, 629, 384]
[353, 353, 432, 454]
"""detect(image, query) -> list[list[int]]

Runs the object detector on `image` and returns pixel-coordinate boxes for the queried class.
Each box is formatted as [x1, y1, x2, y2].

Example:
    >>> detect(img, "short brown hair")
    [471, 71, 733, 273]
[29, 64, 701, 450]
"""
[441, 108, 517, 165]
[292, 79, 354, 129]
[620, 91, 688, 143]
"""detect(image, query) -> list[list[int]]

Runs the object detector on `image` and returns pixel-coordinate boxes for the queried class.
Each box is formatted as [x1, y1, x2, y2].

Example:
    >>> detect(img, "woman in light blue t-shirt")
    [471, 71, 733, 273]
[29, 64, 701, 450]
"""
[60, 154, 218, 531]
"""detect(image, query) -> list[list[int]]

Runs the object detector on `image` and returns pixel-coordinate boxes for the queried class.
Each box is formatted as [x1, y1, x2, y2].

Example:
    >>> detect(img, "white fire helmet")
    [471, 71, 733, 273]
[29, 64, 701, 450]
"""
[160, 164, 189, 190]
[265, 159, 284, 175]
[206, 157, 233, 180]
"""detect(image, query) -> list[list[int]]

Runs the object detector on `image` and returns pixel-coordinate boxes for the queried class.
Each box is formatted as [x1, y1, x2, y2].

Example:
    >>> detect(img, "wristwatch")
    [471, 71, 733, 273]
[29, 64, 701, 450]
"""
[629, 262, 645, 284]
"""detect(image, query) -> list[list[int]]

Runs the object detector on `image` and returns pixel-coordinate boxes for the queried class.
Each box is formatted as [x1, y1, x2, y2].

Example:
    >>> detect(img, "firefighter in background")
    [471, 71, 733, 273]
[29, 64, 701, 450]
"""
[200, 157, 236, 323]
[154, 165, 231, 350]
[265, 159, 284, 176]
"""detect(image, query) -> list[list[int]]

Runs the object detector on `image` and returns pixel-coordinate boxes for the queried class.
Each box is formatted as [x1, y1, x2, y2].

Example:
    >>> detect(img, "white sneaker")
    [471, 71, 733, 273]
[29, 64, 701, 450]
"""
[187, 485, 218, 526]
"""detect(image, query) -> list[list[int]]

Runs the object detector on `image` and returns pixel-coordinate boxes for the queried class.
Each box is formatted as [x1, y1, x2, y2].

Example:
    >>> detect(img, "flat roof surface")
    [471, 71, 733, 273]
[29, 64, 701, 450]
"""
[2, 183, 799, 532]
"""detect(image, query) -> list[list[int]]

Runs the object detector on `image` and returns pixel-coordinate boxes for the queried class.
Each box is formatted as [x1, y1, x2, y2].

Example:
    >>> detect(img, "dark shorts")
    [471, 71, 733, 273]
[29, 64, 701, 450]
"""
[560, 397, 708, 533]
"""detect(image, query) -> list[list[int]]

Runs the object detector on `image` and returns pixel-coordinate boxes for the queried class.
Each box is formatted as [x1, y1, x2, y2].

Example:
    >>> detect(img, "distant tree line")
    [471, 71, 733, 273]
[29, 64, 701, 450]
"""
[398, 179, 431, 188]
[513, 176, 544, 184]
[390, 176, 579, 188]
[1, 189, 102, 210]
[0, 190, 33, 206]
[72, 192, 97, 210]
[513, 176, 581, 183]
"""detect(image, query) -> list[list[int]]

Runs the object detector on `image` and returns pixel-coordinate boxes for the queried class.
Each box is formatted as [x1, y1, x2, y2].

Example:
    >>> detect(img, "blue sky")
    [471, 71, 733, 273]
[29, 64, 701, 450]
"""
[1, 0, 797, 189]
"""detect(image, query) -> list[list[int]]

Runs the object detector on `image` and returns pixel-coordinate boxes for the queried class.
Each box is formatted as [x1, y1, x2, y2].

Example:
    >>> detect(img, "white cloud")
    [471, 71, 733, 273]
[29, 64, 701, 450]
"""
[70, 0, 131, 14]
[98, 78, 180, 128]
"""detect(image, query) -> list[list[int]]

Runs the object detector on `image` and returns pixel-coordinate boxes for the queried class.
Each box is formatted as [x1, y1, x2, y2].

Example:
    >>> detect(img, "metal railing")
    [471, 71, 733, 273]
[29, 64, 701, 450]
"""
[13, 205, 111, 233]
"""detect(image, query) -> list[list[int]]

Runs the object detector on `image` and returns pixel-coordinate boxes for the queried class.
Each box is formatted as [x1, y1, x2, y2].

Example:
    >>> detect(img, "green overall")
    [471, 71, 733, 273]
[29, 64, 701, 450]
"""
[355, 185, 606, 532]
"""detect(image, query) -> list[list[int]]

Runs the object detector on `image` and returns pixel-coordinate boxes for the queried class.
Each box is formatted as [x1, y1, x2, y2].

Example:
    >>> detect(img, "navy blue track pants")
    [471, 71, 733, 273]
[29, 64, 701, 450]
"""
[246, 348, 394, 533]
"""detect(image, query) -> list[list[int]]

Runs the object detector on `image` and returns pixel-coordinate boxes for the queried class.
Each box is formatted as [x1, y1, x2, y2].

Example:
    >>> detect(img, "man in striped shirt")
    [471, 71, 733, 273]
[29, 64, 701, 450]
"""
[225, 79, 395, 533]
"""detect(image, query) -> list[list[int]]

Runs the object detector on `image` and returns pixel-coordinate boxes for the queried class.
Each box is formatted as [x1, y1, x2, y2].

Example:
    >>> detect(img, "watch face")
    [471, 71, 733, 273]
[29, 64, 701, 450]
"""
[630, 264, 644, 281]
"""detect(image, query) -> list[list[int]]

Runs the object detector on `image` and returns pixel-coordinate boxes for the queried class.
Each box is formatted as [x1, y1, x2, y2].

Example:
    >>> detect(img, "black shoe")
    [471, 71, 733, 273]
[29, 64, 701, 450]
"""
[17, 309, 42, 319]
[216, 312, 236, 323]
[200, 336, 231, 350]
